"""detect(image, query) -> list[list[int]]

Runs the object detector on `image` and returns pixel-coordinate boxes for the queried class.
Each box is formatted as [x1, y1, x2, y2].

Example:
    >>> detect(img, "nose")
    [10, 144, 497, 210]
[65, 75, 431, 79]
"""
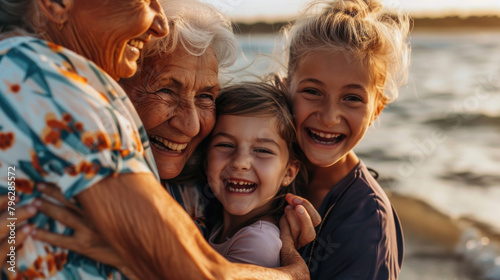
[170, 102, 200, 138]
[229, 150, 251, 171]
[318, 99, 341, 127]
[149, 0, 169, 37]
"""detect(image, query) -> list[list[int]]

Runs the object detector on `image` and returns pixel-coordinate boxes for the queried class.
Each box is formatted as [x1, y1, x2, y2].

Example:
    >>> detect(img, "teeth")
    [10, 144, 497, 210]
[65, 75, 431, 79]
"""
[228, 180, 253, 186]
[128, 39, 144, 50]
[228, 186, 256, 193]
[309, 128, 341, 139]
[226, 180, 256, 193]
[150, 135, 187, 151]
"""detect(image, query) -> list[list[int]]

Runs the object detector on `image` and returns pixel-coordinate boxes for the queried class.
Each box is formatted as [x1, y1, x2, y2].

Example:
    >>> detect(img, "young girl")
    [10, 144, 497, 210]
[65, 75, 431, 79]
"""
[205, 82, 301, 267]
[283, 0, 410, 279]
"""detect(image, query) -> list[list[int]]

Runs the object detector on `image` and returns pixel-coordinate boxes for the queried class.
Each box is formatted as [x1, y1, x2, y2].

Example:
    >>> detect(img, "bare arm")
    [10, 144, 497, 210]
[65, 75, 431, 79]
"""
[77, 173, 309, 280]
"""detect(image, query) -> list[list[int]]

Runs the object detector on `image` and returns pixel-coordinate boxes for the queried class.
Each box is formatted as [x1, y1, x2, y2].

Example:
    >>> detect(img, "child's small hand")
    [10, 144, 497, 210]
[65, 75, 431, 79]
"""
[282, 193, 321, 248]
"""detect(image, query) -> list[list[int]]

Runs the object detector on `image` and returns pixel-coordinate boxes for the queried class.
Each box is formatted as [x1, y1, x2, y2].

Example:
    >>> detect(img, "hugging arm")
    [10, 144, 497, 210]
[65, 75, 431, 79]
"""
[77, 173, 309, 280]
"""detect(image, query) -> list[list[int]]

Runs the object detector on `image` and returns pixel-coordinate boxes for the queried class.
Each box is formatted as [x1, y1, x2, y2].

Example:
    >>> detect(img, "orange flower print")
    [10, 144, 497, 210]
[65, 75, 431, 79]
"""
[31, 150, 47, 177]
[77, 161, 100, 179]
[62, 113, 72, 123]
[111, 133, 122, 150]
[41, 113, 72, 148]
[132, 132, 143, 153]
[97, 91, 110, 104]
[10, 84, 20, 93]
[0, 131, 14, 150]
[81, 131, 96, 149]
[58, 67, 88, 84]
[16, 179, 34, 194]
[47, 41, 63, 52]
[81, 131, 111, 151]
[4, 81, 21, 94]
[96, 131, 111, 151]
[74, 121, 84, 132]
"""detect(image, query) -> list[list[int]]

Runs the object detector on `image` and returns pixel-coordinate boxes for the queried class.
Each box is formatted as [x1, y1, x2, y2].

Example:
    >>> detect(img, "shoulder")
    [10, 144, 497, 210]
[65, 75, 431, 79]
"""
[232, 220, 281, 245]
[225, 220, 282, 267]
[338, 161, 393, 217]
[0, 37, 154, 197]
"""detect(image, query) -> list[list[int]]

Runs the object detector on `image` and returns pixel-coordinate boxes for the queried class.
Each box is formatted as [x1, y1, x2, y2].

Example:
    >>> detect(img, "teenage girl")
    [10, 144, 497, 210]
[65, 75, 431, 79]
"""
[283, 0, 411, 279]
[205, 82, 301, 267]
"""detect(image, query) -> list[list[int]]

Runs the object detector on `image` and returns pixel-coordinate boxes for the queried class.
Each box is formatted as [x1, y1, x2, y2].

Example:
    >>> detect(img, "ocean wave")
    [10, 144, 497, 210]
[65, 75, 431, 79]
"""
[439, 171, 500, 188]
[424, 113, 500, 129]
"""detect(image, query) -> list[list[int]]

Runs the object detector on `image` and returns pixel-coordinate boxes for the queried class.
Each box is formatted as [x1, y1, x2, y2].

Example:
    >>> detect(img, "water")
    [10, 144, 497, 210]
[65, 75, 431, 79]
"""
[233, 30, 500, 279]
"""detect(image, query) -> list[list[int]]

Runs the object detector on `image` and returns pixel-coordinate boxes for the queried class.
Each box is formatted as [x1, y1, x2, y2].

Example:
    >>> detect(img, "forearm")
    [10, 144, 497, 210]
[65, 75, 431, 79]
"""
[77, 173, 307, 280]
[78, 173, 227, 279]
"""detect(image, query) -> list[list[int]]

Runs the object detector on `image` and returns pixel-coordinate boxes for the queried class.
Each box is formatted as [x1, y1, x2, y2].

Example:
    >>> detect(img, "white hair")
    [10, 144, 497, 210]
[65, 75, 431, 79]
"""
[142, 0, 239, 70]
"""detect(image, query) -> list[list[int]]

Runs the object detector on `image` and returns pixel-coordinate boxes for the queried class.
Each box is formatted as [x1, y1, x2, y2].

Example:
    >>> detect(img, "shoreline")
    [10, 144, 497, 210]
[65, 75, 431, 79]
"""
[233, 16, 500, 34]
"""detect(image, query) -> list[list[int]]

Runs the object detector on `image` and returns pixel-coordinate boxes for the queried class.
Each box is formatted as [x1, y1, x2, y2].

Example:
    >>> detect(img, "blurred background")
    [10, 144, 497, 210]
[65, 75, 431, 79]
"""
[202, 0, 500, 279]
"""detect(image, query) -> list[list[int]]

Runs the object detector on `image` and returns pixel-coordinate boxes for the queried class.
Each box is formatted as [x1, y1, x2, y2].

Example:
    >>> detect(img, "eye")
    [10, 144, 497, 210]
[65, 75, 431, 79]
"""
[344, 95, 363, 102]
[254, 148, 275, 155]
[155, 88, 175, 95]
[302, 88, 321, 96]
[197, 93, 215, 102]
[214, 142, 234, 149]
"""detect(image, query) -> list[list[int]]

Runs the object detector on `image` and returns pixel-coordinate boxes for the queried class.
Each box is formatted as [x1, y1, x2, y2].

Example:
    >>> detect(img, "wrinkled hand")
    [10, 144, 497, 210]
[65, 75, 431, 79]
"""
[282, 193, 321, 249]
[0, 194, 37, 264]
[32, 184, 125, 269]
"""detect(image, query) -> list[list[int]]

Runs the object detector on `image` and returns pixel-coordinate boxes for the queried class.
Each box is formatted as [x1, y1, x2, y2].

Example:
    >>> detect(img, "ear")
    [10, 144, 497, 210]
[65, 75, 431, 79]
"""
[37, 0, 71, 24]
[369, 94, 385, 126]
[281, 160, 300, 187]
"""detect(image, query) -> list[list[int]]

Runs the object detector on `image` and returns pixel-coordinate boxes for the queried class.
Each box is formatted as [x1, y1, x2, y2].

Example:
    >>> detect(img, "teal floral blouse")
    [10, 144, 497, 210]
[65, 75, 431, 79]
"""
[0, 36, 158, 279]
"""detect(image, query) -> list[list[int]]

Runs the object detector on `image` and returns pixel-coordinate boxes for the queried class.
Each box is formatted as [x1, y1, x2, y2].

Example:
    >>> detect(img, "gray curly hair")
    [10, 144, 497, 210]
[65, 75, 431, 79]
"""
[141, 0, 239, 71]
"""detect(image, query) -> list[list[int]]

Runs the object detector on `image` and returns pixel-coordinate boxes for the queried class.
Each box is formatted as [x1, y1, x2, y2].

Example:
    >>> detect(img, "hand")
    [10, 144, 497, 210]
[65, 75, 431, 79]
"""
[32, 184, 125, 269]
[279, 215, 311, 280]
[0, 194, 37, 264]
[282, 193, 322, 249]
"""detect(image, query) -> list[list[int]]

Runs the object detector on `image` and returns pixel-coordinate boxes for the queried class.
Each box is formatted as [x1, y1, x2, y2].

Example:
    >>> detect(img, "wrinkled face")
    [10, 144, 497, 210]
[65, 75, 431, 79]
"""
[123, 46, 219, 179]
[206, 115, 297, 217]
[290, 51, 381, 167]
[71, 0, 167, 79]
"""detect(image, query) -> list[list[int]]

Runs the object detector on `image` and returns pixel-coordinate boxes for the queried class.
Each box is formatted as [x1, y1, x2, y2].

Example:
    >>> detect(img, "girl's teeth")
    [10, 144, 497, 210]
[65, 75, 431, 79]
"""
[310, 128, 340, 139]
[228, 186, 255, 193]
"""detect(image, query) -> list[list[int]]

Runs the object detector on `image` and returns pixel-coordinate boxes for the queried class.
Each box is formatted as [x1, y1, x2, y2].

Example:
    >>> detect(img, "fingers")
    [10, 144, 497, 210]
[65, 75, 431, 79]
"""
[285, 193, 322, 226]
[37, 183, 82, 214]
[284, 205, 301, 246]
[0, 194, 14, 210]
[279, 215, 293, 245]
[32, 229, 76, 252]
[0, 225, 34, 263]
[36, 199, 83, 230]
[294, 205, 316, 248]
[0, 204, 38, 238]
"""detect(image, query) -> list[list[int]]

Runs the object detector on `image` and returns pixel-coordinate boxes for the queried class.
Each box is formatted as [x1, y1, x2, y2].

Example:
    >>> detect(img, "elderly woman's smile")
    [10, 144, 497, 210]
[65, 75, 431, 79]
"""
[122, 45, 219, 179]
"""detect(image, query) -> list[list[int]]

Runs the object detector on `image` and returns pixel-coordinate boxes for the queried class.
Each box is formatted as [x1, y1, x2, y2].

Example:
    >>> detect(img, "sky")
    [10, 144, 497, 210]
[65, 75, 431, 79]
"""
[201, 0, 500, 21]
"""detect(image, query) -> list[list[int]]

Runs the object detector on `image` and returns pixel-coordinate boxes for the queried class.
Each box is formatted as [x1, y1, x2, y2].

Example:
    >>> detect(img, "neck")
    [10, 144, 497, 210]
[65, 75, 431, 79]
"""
[304, 151, 360, 209]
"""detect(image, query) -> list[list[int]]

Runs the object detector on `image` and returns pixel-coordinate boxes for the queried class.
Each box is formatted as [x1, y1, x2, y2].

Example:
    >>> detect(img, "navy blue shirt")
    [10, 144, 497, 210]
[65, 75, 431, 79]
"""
[301, 161, 404, 280]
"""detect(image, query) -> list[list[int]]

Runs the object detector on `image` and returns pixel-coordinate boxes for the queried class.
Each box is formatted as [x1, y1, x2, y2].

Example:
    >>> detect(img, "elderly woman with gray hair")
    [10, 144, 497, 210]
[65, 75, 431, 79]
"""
[0, 0, 317, 278]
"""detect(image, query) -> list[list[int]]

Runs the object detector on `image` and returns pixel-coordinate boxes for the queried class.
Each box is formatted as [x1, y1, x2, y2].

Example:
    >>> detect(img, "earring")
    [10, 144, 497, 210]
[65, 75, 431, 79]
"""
[58, 23, 64, 30]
